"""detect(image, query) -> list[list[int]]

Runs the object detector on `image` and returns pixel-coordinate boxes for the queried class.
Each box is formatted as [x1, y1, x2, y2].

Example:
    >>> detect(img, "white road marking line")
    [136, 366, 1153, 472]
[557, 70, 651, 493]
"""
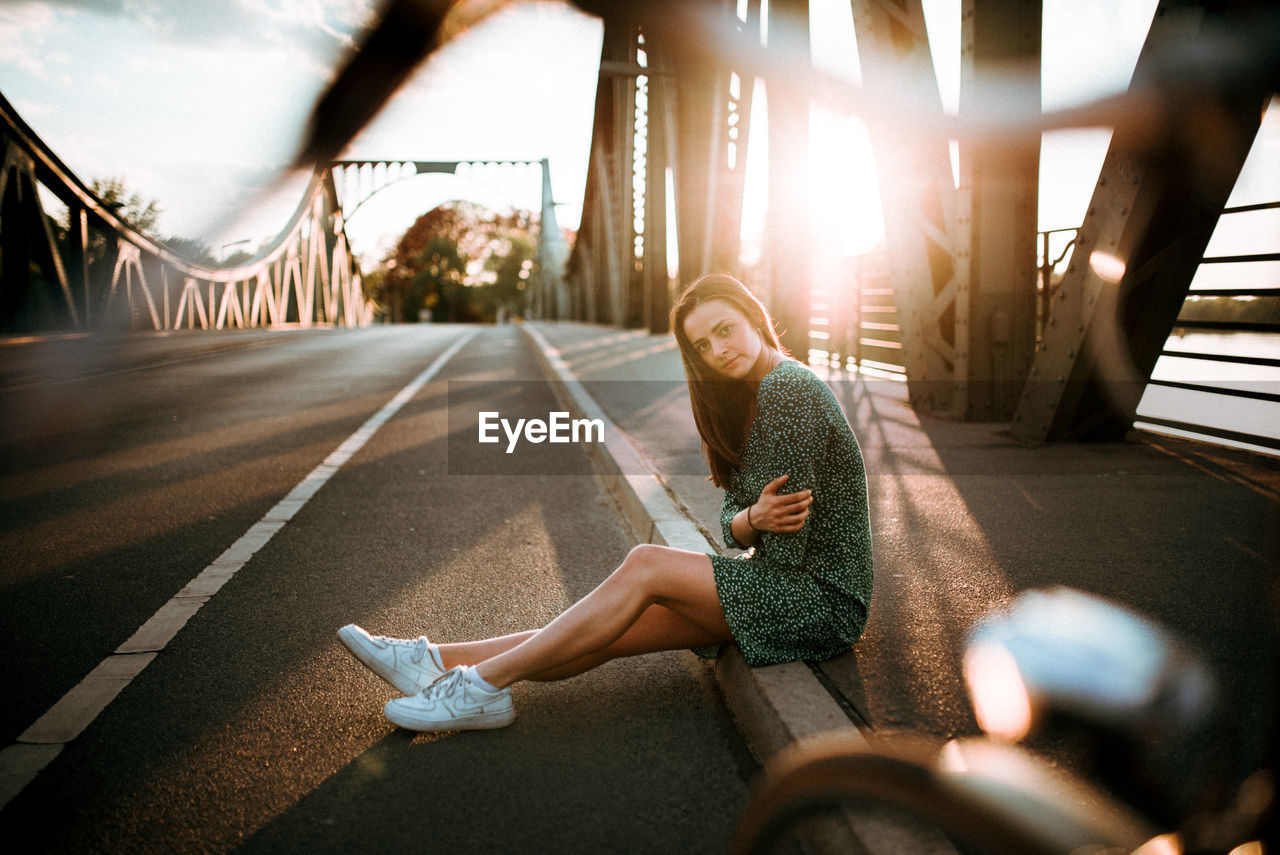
[0, 328, 478, 810]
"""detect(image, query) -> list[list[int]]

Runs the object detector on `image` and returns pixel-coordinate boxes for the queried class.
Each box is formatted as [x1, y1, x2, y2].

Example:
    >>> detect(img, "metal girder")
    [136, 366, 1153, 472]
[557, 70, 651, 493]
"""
[535, 157, 571, 320]
[569, 0, 754, 332]
[957, 0, 1041, 420]
[642, 41, 674, 333]
[570, 10, 637, 325]
[656, 0, 756, 329]
[855, 0, 1039, 418]
[1009, 1, 1268, 443]
[665, 1, 742, 283]
[764, 0, 812, 362]
[330, 158, 542, 222]
[0, 138, 79, 330]
[851, 0, 965, 413]
[0, 91, 371, 333]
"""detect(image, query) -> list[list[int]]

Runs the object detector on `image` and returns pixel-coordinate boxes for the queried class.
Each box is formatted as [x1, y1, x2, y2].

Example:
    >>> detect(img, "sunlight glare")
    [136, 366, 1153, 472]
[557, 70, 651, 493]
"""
[809, 107, 885, 258]
[1088, 250, 1127, 284]
[963, 641, 1033, 741]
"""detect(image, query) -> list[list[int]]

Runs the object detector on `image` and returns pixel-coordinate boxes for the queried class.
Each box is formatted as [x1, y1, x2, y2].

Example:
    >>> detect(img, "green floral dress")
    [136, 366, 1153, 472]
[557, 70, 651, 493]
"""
[702, 360, 872, 667]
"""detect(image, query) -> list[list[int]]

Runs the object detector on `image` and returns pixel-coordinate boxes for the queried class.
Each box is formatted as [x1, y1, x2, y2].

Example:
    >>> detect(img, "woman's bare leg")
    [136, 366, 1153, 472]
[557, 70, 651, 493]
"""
[521, 603, 726, 681]
[436, 631, 537, 670]
[435, 603, 725, 681]
[470, 544, 731, 689]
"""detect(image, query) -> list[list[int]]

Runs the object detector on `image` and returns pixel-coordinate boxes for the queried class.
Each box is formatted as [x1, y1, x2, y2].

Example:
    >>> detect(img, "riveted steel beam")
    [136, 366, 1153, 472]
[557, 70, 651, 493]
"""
[642, 39, 674, 333]
[1009, 0, 1268, 443]
[0, 139, 79, 330]
[852, 0, 965, 414]
[765, 0, 812, 362]
[658, 0, 757, 323]
[570, 10, 637, 324]
[855, 0, 1039, 418]
[571, 1, 756, 331]
[957, 0, 1041, 420]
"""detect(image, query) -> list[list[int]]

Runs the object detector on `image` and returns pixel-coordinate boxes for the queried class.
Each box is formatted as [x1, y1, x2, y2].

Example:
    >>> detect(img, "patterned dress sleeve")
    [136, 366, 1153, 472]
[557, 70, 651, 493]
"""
[720, 491, 749, 550]
[752, 370, 828, 568]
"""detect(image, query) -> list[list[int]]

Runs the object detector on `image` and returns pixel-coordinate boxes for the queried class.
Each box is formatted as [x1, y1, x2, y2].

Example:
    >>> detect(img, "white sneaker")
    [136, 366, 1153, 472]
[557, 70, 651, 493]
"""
[383, 666, 515, 732]
[336, 624, 445, 695]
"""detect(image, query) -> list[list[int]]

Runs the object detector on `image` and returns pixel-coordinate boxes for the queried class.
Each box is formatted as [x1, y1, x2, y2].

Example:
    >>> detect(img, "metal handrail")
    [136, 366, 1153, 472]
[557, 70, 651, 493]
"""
[0, 90, 323, 282]
[1170, 320, 1279, 333]
[1, 88, 372, 331]
[1162, 350, 1280, 368]
[1145, 378, 1280, 404]
[1037, 219, 1278, 454]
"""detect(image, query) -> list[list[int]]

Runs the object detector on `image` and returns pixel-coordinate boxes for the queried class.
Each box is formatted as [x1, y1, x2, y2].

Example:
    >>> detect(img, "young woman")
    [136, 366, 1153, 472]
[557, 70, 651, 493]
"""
[338, 273, 872, 731]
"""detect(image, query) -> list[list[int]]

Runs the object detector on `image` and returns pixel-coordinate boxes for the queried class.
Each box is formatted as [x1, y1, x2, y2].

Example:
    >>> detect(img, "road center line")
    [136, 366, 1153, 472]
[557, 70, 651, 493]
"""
[0, 328, 478, 809]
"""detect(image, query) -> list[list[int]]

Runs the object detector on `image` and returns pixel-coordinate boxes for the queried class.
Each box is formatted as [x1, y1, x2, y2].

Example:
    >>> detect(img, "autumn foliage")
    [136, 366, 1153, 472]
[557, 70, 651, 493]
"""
[373, 201, 536, 323]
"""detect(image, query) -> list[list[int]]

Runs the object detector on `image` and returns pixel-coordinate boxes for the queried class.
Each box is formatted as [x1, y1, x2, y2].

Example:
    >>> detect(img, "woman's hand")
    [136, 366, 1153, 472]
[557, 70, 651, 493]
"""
[748, 474, 812, 534]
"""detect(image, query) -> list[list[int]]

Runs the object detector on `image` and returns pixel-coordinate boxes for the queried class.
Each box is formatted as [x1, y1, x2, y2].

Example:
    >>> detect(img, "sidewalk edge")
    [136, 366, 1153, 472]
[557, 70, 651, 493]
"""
[521, 322, 867, 761]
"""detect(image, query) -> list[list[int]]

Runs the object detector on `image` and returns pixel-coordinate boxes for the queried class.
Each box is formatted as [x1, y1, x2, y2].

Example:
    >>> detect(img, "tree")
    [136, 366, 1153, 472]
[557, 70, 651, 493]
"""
[374, 201, 538, 323]
[162, 236, 218, 266]
[406, 234, 466, 322]
[89, 178, 161, 233]
[486, 229, 536, 319]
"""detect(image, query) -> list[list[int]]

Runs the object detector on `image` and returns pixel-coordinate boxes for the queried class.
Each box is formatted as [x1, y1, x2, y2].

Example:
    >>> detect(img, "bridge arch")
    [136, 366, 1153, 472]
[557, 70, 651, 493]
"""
[331, 157, 570, 321]
[0, 91, 372, 333]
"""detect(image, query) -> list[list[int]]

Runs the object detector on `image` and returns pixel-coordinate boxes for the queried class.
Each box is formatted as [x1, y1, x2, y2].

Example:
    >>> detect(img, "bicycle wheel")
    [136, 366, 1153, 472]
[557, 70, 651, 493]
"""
[731, 732, 1161, 855]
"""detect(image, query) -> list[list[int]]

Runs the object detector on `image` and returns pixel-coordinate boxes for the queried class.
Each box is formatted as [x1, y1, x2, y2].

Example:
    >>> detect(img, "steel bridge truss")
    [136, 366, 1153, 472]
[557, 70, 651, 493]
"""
[568, 0, 763, 340]
[0, 91, 372, 334]
[566, 0, 1274, 444]
[329, 157, 569, 319]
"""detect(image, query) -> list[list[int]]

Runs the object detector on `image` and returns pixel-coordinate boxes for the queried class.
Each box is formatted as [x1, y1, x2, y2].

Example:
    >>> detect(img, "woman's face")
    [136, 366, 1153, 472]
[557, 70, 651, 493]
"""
[682, 298, 764, 380]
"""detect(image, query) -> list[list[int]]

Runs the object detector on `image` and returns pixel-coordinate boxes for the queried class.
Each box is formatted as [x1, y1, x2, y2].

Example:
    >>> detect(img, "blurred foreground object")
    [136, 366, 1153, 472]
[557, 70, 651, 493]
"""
[732, 587, 1272, 855]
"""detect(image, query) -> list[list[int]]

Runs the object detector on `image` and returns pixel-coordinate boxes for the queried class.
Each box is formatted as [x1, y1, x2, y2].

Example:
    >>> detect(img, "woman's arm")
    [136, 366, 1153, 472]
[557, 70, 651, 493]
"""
[748, 370, 831, 566]
[728, 474, 812, 548]
[728, 505, 760, 549]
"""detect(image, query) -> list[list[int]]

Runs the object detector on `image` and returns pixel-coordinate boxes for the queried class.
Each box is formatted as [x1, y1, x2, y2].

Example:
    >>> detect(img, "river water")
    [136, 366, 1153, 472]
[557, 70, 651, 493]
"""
[1137, 331, 1278, 455]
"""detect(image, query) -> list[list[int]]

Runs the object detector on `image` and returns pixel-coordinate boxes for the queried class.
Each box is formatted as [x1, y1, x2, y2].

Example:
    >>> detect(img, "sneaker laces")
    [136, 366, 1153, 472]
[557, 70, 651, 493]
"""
[423, 667, 467, 700]
[374, 633, 432, 665]
[406, 636, 431, 665]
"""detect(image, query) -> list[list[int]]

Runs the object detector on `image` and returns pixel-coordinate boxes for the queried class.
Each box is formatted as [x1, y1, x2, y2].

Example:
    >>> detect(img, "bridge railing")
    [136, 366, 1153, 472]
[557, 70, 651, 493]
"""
[805, 217, 1278, 457]
[1035, 218, 1279, 454]
[808, 249, 906, 380]
[0, 91, 373, 333]
[1132, 199, 1280, 454]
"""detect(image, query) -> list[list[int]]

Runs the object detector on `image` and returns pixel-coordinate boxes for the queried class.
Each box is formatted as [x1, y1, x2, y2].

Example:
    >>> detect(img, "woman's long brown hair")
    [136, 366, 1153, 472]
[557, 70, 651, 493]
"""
[671, 274, 787, 488]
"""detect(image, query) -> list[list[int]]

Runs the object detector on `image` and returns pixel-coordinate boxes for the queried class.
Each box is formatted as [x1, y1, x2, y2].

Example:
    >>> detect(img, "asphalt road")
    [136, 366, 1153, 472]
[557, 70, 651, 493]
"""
[0, 326, 756, 853]
[532, 322, 1279, 808]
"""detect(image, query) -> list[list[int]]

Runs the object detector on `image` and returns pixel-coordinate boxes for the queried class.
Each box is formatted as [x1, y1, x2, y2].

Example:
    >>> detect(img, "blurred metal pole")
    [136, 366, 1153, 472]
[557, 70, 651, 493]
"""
[765, 0, 811, 363]
[957, 0, 1041, 420]
[1009, 0, 1268, 442]
[644, 41, 673, 333]
[852, 0, 963, 414]
[536, 157, 570, 319]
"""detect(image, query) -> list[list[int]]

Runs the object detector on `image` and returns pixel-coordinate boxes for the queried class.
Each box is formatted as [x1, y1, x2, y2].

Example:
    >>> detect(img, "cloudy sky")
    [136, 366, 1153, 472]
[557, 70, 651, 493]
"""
[1, 0, 1275, 268]
[0, 0, 603, 260]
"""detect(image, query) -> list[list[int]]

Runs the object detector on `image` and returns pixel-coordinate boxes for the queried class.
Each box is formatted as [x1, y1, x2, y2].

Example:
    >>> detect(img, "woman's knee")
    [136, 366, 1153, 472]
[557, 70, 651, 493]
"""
[612, 544, 672, 590]
[623, 543, 667, 568]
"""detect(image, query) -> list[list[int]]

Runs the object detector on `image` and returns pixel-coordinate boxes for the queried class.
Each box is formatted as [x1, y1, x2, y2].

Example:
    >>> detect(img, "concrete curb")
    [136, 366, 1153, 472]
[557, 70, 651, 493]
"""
[521, 322, 866, 761]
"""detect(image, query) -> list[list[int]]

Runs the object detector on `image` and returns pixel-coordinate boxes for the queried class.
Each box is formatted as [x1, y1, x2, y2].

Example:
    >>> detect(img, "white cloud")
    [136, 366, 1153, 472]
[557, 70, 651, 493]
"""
[90, 70, 122, 93]
[0, 5, 58, 78]
[2, 0, 601, 246]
